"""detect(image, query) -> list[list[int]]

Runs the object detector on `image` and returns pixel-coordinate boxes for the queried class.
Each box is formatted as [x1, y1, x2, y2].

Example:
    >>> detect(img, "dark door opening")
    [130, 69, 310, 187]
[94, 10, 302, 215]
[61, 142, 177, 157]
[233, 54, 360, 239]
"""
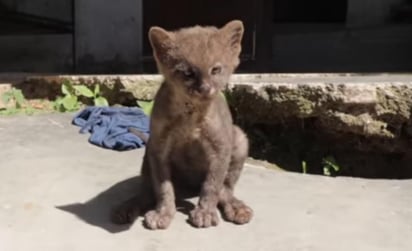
[273, 0, 347, 23]
[142, 0, 260, 73]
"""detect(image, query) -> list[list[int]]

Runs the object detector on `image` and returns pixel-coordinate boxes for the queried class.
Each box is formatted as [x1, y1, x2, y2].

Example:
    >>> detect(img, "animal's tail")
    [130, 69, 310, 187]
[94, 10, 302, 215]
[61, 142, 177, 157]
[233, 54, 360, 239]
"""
[128, 127, 149, 144]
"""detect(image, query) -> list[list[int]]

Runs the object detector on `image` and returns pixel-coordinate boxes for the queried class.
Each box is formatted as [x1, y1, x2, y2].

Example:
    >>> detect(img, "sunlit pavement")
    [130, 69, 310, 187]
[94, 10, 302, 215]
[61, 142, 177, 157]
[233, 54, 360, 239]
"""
[0, 113, 411, 251]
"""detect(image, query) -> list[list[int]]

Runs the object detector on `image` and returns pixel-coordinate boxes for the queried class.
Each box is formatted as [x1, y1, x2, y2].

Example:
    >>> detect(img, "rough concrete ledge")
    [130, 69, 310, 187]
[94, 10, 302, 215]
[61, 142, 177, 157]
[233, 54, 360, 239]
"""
[1, 74, 162, 108]
[226, 74, 412, 140]
[1, 73, 412, 139]
[1, 73, 412, 160]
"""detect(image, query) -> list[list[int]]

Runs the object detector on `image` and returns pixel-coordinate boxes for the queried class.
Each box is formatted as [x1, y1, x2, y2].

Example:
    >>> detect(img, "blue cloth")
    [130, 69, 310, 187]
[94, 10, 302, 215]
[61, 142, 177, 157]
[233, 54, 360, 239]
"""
[72, 106, 150, 151]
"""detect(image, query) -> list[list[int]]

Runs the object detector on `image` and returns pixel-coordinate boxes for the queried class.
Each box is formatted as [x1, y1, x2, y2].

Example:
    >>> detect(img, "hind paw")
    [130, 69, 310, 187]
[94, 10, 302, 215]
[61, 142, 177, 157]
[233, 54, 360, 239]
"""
[110, 200, 140, 225]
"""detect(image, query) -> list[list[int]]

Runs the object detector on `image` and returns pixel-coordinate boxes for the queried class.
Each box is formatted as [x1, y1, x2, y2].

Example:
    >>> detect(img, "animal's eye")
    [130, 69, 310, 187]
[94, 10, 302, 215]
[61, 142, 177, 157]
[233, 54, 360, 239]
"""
[183, 70, 195, 78]
[211, 66, 222, 75]
[174, 63, 196, 79]
[177, 68, 195, 79]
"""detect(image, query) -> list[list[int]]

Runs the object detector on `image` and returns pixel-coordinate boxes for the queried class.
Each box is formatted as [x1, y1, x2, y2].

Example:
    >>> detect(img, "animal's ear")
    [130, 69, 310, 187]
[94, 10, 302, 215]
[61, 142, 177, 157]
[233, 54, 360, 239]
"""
[148, 26, 175, 64]
[220, 20, 244, 55]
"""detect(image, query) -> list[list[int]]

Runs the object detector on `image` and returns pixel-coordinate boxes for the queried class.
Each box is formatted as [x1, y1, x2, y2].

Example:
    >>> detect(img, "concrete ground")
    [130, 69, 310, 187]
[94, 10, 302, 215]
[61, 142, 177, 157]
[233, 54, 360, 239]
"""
[0, 113, 411, 251]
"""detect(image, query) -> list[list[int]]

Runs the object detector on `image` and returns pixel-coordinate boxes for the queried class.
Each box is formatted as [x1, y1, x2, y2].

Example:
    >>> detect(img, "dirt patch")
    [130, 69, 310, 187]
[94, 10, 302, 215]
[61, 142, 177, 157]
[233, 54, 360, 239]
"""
[226, 78, 412, 179]
[241, 119, 411, 179]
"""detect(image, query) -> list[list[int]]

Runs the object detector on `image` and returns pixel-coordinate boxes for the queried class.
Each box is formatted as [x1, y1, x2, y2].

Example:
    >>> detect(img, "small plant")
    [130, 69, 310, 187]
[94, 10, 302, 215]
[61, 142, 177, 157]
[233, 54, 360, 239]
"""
[53, 81, 80, 112]
[301, 160, 308, 174]
[1, 88, 34, 115]
[54, 80, 109, 112]
[220, 91, 227, 101]
[90, 84, 109, 107]
[137, 100, 154, 116]
[322, 155, 340, 176]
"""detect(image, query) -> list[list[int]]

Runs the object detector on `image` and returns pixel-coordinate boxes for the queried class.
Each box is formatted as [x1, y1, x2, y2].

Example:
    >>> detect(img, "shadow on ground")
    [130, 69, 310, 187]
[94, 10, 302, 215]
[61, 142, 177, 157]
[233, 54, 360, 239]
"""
[56, 176, 195, 233]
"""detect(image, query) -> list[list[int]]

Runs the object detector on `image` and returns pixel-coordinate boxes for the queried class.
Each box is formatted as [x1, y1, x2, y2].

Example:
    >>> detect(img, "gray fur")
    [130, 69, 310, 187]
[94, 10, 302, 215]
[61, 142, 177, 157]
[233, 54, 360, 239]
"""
[111, 20, 253, 229]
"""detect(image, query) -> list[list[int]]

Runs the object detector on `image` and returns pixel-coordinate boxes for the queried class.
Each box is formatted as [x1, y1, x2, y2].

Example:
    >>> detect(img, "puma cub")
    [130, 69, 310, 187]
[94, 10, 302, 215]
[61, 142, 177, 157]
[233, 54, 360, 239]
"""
[112, 20, 252, 229]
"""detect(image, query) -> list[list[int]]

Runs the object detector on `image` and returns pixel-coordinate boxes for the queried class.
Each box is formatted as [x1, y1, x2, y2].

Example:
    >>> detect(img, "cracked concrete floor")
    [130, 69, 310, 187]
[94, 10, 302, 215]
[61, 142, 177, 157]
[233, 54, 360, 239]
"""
[0, 113, 411, 251]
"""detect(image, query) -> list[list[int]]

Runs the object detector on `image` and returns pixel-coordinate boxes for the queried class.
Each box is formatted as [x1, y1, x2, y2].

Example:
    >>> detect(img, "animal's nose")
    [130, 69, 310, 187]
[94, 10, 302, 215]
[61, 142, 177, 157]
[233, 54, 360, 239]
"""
[198, 83, 211, 94]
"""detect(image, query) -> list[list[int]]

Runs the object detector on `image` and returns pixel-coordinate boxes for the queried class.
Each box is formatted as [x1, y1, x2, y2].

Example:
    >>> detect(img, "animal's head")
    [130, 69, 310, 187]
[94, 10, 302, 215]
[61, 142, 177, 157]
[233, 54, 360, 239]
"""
[148, 20, 244, 100]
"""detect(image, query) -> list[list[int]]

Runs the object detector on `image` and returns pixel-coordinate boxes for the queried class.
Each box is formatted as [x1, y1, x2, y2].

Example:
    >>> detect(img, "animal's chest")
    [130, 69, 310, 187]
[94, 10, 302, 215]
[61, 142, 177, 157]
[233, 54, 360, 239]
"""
[167, 125, 215, 187]
[170, 125, 210, 164]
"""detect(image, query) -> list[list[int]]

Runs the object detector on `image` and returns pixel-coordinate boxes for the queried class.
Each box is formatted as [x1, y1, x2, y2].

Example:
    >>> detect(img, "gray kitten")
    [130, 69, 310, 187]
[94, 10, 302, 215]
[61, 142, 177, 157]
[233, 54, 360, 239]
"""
[111, 20, 252, 229]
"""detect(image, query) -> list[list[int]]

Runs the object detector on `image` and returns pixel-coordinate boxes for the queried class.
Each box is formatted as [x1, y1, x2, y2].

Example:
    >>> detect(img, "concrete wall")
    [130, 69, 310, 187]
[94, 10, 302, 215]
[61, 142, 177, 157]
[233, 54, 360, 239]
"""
[0, 0, 409, 73]
[0, 34, 72, 72]
[0, 0, 72, 22]
[271, 24, 412, 72]
[346, 0, 404, 27]
[0, 0, 16, 10]
[75, 0, 143, 73]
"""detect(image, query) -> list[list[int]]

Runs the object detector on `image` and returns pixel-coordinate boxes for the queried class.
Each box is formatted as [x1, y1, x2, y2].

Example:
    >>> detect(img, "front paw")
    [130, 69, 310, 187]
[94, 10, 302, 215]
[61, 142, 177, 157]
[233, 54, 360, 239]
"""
[189, 207, 219, 228]
[220, 200, 253, 225]
[144, 209, 175, 230]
